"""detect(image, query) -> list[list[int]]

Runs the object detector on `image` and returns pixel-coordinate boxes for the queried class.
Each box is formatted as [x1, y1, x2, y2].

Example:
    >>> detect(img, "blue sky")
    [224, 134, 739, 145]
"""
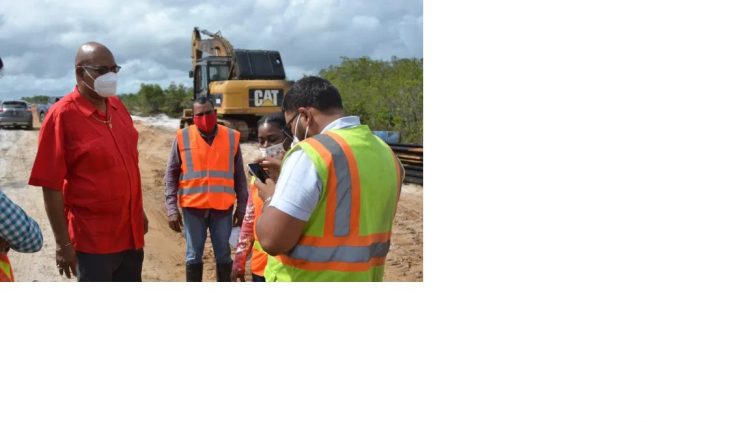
[0, 0, 422, 100]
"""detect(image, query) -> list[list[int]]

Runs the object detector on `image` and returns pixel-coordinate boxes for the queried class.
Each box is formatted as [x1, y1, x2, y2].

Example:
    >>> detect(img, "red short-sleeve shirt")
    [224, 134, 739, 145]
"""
[28, 87, 145, 254]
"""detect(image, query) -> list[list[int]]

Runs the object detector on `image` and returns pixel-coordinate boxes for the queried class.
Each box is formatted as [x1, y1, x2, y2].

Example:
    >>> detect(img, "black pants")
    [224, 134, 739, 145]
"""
[252, 273, 266, 282]
[77, 249, 144, 282]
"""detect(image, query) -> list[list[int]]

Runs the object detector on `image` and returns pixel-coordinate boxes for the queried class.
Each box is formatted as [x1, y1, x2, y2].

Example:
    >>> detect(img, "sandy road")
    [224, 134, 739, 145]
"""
[0, 116, 422, 281]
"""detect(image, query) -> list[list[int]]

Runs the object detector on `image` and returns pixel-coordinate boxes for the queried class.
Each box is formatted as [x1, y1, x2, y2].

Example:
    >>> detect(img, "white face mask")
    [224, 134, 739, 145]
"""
[259, 141, 286, 159]
[84, 69, 118, 97]
[291, 114, 308, 147]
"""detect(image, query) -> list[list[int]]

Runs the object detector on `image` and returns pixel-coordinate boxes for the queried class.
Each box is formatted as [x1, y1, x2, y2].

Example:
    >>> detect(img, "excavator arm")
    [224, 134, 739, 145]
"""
[192, 27, 237, 78]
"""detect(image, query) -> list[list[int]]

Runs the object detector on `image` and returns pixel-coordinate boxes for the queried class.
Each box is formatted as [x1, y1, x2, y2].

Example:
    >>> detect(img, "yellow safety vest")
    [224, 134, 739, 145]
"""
[264, 125, 404, 281]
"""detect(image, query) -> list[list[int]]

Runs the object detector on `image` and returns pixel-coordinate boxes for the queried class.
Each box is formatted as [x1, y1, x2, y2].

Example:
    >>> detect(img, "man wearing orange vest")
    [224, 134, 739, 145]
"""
[254, 76, 405, 281]
[164, 95, 248, 282]
[0, 190, 44, 281]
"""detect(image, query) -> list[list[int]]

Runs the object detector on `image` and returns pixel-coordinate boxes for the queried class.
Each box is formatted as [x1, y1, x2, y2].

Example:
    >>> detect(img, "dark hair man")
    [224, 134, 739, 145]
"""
[254, 76, 405, 281]
[164, 95, 248, 282]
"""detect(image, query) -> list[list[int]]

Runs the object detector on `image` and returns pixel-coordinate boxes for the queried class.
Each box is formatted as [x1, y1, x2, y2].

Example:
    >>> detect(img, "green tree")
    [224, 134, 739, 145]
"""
[137, 83, 165, 114]
[320, 57, 423, 144]
[163, 82, 193, 117]
[21, 95, 50, 105]
[119, 82, 192, 118]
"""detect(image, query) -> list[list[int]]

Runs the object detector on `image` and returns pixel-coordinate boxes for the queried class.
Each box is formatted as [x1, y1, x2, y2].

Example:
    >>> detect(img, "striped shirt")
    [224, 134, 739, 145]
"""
[0, 191, 43, 253]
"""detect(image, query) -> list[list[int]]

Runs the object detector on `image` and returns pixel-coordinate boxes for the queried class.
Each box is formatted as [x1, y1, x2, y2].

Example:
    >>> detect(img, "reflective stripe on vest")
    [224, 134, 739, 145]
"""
[288, 240, 390, 263]
[178, 185, 236, 195]
[275, 131, 392, 272]
[0, 254, 14, 282]
[312, 134, 352, 236]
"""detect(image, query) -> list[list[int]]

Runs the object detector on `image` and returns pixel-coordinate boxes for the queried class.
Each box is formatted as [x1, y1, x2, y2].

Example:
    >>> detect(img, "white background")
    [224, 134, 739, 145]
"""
[4, 0, 750, 420]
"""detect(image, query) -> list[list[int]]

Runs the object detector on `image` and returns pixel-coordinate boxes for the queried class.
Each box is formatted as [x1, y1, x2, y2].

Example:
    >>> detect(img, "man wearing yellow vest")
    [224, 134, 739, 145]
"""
[254, 76, 405, 281]
[164, 95, 248, 282]
[0, 190, 44, 281]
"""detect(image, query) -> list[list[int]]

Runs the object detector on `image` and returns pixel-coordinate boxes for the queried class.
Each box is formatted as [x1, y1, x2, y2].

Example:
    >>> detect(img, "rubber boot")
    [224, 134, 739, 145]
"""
[216, 262, 232, 282]
[186, 263, 203, 282]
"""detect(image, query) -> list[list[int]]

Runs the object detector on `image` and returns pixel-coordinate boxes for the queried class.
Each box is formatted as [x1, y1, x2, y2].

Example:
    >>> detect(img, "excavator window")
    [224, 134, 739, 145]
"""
[194, 66, 205, 97]
[208, 64, 229, 82]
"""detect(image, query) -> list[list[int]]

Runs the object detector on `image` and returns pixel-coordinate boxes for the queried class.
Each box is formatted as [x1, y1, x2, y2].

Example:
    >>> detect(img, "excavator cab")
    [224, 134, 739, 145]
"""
[191, 57, 231, 101]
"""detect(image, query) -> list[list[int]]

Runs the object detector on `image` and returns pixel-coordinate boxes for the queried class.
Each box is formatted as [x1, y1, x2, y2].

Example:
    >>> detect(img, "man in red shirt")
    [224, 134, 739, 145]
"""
[28, 41, 148, 282]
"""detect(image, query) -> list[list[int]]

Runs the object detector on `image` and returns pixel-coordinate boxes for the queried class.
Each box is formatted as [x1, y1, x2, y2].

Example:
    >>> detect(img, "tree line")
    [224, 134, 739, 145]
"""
[119, 82, 193, 118]
[320, 57, 423, 144]
[20, 95, 53, 105]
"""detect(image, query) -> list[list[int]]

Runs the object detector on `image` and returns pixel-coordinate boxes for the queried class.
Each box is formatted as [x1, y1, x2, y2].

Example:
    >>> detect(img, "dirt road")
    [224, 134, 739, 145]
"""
[0, 116, 422, 281]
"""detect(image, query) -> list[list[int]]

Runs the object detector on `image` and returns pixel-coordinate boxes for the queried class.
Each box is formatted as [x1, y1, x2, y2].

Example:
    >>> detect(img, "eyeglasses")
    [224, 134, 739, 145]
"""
[78, 64, 122, 75]
[285, 112, 300, 134]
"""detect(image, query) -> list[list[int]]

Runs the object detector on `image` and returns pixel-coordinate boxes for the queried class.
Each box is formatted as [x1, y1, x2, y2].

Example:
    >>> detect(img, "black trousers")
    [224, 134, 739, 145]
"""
[76, 249, 144, 282]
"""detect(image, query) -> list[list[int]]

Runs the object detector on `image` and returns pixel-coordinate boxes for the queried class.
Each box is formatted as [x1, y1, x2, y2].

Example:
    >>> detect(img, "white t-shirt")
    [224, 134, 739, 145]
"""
[269, 116, 362, 221]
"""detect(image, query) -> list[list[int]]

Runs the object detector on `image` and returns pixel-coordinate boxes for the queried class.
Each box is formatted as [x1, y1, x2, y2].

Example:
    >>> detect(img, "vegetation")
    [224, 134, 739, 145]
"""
[20, 95, 52, 105]
[320, 57, 423, 144]
[119, 82, 193, 118]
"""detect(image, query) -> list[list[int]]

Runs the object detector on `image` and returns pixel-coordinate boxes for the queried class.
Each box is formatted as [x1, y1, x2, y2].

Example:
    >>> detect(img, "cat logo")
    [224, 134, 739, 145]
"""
[251, 89, 283, 107]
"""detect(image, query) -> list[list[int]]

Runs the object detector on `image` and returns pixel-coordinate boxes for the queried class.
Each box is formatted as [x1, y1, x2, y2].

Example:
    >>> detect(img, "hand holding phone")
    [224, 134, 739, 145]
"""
[259, 157, 282, 181]
[248, 162, 269, 183]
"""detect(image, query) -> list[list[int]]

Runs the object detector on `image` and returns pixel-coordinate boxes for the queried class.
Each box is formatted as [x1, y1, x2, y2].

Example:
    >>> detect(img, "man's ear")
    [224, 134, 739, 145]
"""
[300, 107, 314, 128]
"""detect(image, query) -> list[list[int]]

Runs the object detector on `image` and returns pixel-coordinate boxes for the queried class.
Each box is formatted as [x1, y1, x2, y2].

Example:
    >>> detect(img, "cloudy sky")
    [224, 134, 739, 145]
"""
[0, 0, 422, 100]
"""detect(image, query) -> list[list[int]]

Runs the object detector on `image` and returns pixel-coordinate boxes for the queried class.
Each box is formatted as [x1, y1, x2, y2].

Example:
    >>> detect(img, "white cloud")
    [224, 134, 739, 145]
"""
[117, 58, 191, 93]
[1, 52, 37, 75]
[0, 0, 422, 100]
[352, 15, 380, 31]
[0, 73, 75, 99]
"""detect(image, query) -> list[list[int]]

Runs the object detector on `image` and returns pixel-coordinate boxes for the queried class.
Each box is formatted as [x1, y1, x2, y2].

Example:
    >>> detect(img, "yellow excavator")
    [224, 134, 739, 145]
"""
[180, 27, 291, 141]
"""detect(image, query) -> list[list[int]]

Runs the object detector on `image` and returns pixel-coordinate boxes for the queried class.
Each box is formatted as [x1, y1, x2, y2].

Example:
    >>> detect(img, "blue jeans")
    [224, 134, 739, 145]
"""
[182, 207, 233, 265]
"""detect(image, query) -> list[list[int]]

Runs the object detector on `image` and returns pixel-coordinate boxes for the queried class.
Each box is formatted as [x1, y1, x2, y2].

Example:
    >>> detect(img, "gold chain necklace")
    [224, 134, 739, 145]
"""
[91, 111, 112, 128]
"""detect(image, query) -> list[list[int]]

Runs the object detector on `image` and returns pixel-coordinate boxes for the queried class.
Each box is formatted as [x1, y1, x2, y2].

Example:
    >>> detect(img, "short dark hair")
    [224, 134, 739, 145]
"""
[282, 76, 343, 113]
[194, 95, 215, 109]
[258, 112, 291, 137]
[258, 111, 285, 127]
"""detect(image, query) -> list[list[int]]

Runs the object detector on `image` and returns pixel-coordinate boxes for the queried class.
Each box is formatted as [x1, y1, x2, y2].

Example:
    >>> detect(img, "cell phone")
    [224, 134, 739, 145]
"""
[248, 162, 269, 183]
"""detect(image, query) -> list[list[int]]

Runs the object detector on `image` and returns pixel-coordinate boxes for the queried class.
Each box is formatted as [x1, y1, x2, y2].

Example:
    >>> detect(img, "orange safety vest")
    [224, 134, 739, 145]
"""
[177, 124, 239, 210]
[0, 254, 14, 282]
[249, 181, 268, 276]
